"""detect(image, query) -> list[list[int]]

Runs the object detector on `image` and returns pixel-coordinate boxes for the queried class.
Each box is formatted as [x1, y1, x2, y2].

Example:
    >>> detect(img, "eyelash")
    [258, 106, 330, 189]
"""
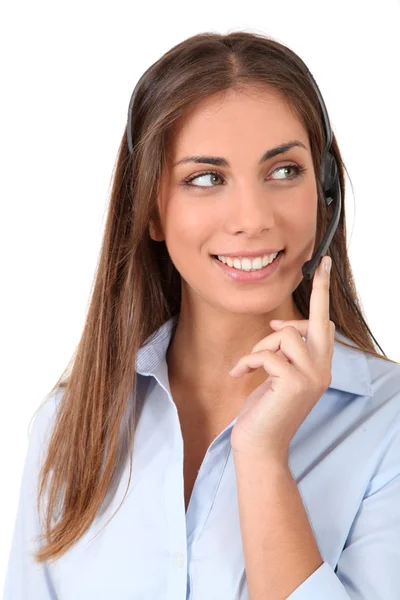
[181, 163, 308, 190]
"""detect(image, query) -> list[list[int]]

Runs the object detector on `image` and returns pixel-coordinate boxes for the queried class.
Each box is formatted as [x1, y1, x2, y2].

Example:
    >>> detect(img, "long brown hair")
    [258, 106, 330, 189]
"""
[31, 30, 398, 563]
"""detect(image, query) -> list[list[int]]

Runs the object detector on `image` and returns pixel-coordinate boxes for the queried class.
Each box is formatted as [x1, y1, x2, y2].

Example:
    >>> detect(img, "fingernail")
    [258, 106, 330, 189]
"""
[271, 319, 284, 325]
[324, 256, 332, 274]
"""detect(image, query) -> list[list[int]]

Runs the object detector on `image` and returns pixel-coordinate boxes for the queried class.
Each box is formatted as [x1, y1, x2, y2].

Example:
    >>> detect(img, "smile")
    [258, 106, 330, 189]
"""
[211, 250, 284, 282]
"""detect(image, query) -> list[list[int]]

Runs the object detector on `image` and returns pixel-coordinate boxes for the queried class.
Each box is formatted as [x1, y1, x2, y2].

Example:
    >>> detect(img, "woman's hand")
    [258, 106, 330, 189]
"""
[230, 255, 334, 464]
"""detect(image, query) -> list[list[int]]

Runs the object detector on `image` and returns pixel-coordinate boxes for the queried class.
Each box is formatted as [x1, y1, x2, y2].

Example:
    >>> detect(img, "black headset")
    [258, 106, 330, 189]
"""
[126, 53, 386, 357]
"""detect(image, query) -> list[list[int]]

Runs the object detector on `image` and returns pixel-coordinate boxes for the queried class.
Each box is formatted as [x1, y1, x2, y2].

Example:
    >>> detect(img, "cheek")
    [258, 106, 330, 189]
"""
[168, 204, 201, 241]
[162, 200, 213, 264]
[287, 179, 318, 232]
[279, 185, 318, 274]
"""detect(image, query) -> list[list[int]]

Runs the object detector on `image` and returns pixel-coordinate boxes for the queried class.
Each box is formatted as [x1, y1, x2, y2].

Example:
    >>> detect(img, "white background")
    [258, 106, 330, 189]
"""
[1, 0, 399, 589]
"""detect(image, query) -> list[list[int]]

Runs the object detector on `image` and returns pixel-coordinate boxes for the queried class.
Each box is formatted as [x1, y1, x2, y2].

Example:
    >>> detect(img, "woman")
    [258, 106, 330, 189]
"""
[3, 30, 400, 600]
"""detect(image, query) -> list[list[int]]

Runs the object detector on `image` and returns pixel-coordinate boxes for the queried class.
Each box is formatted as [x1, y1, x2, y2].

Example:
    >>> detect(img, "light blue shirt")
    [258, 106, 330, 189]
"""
[3, 315, 400, 599]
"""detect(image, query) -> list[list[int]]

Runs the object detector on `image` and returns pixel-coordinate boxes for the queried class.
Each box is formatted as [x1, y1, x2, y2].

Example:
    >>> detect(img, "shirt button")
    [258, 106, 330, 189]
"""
[174, 553, 184, 568]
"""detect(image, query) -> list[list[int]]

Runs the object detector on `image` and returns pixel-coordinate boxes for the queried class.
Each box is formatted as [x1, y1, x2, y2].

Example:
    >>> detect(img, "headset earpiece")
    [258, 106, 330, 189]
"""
[321, 151, 338, 196]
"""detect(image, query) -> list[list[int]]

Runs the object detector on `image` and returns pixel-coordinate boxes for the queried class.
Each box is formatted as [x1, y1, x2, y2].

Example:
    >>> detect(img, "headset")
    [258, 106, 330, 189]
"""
[126, 53, 386, 357]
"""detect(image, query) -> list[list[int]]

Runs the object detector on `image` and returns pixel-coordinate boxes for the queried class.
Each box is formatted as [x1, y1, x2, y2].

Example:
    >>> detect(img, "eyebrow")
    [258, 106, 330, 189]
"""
[172, 140, 308, 168]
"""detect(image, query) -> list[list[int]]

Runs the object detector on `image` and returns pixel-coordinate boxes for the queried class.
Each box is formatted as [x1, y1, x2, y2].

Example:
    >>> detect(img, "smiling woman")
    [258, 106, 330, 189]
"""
[4, 29, 400, 600]
[148, 85, 318, 330]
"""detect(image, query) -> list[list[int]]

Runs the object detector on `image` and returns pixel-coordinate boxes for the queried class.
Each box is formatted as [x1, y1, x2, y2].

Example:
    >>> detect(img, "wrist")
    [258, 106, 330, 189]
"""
[232, 446, 290, 471]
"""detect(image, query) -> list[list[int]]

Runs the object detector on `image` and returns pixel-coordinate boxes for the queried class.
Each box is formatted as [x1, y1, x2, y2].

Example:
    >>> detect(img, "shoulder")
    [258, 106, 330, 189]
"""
[331, 332, 400, 453]
[364, 352, 400, 441]
[361, 353, 400, 496]
[365, 349, 400, 389]
[334, 330, 400, 411]
[364, 350, 400, 413]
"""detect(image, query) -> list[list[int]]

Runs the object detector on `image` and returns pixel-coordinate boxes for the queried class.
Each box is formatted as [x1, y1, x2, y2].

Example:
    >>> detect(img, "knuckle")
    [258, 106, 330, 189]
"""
[283, 325, 298, 337]
[251, 343, 262, 353]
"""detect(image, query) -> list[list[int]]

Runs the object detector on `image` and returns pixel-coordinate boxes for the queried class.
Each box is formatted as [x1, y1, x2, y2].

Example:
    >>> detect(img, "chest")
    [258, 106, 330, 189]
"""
[168, 375, 246, 511]
[182, 440, 206, 513]
[176, 404, 240, 512]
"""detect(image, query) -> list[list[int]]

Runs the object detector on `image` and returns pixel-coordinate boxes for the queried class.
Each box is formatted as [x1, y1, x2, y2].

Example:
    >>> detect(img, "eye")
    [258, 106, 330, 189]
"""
[181, 163, 308, 190]
[272, 165, 304, 180]
[182, 170, 224, 188]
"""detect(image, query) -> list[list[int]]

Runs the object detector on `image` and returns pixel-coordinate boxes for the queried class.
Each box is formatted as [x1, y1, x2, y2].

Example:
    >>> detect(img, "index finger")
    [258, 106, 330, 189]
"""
[306, 256, 332, 356]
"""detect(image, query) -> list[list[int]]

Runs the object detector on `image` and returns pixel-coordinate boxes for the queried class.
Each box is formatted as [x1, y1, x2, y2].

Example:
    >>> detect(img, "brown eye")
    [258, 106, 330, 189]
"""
[181, 163, 307, 191]
[182, 171, 224, 188]
[269, 164, 307, 180]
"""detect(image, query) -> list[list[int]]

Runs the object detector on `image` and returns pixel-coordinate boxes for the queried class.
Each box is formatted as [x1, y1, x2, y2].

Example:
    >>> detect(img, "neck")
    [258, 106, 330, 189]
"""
[166, 298, 303, 412]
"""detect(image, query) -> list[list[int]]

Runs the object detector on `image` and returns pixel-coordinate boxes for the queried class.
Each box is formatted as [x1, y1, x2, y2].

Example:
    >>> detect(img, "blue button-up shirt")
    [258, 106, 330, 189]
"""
[3, 315, 400, 599]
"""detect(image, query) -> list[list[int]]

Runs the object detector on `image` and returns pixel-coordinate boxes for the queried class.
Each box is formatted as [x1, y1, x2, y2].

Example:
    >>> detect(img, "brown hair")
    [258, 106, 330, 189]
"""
[32, 30, 398, 563]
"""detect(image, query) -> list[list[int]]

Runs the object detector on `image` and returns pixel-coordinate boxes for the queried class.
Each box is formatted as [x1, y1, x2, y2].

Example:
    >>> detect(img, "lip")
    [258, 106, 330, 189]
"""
[214, 248, 283, 258]
[211, 250, 284, 282]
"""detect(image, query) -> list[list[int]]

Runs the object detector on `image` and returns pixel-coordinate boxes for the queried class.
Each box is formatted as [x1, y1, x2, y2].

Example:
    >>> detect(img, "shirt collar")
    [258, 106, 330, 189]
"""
[136, 315, 373, 398]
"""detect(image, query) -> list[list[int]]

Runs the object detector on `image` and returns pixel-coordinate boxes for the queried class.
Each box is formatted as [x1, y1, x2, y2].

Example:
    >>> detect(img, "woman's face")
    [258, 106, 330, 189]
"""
[151, 86, 318, 317]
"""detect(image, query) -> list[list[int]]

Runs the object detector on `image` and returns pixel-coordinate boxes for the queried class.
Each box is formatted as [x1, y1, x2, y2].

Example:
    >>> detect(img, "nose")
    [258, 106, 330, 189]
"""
[228, 184, 276, 235]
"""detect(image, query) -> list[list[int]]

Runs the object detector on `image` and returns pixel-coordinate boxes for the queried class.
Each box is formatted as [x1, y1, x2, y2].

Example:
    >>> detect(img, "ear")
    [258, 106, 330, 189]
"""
[149, 218, 165, 242]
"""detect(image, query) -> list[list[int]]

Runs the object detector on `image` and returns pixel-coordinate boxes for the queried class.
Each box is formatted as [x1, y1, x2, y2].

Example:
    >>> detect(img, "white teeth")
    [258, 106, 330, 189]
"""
[217, 251, 280, 271]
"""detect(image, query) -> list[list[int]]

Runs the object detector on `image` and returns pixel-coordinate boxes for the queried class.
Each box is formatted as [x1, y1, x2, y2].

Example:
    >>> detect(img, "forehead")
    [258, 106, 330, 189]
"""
[169, 87, 308, 157]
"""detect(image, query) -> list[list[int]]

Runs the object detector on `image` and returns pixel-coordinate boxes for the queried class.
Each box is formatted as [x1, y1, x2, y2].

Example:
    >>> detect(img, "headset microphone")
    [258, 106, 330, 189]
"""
[295, 57, 385, 356]
[126, 53, 386, 357]
[297, 59, 341, 281]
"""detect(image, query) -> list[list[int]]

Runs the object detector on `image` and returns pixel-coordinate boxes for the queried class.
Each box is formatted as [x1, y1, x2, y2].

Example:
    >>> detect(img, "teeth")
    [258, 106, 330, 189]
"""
[217, 251, 280, 271]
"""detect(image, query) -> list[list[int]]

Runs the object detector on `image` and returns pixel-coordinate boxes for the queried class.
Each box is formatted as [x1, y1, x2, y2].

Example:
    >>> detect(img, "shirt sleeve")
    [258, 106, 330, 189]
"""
[2, 392, 61, 600]
[287, 413, 400, 599]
